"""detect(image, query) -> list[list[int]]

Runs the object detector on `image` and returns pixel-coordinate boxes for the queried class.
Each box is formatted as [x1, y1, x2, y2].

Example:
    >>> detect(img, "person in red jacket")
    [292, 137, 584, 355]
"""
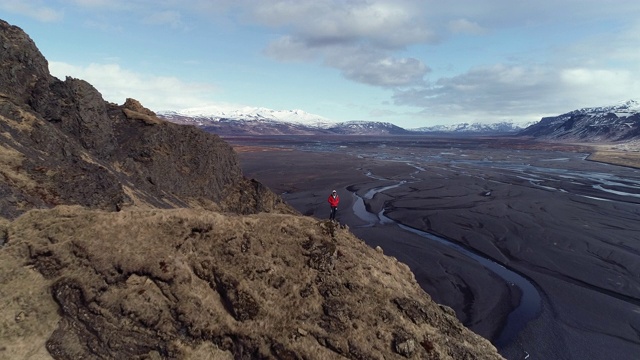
[328, 189, 340, 221]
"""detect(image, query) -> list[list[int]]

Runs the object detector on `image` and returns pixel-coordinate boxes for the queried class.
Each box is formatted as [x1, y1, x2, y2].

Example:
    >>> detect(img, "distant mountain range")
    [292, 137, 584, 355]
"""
[412, 121, 533, 133]
[158, 109, 528, 136]
[158, 100, 640, 141]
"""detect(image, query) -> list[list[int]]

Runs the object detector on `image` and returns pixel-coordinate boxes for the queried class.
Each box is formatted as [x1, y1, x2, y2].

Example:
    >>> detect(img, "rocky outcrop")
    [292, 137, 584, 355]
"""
[0, 19, 504, 360]
[1, 206, 503, 359]
[0, 19, 289, 219]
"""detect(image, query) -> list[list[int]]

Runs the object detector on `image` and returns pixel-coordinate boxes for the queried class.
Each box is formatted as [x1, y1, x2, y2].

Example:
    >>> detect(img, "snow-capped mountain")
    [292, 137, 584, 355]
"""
[158, 107, 413, 135]
[161, 103, 640, 139]
[158, 106, 536, 136]
[566, 99, 640, 118]
[411, 121, 533, 133]
[158, 106, 335, 128]
[518, 100, 640, 142]
[328, 121, 411, 135]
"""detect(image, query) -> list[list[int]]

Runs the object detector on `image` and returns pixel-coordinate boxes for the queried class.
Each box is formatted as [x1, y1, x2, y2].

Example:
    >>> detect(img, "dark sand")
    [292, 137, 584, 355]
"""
[230, 135, 640, 360]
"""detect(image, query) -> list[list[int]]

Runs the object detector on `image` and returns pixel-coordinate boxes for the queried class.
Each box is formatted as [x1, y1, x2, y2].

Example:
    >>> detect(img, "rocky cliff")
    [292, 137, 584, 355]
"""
[0, 19, 286, 219]
[0, 19, 503, 359]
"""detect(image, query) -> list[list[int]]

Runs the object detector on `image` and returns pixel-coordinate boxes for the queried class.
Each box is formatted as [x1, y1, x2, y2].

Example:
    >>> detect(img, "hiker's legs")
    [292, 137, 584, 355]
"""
[330, 207, 337, 220]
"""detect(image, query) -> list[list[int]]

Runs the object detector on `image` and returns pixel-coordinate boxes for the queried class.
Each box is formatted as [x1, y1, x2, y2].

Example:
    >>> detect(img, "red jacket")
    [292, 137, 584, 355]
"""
[328, 194, 340, 207]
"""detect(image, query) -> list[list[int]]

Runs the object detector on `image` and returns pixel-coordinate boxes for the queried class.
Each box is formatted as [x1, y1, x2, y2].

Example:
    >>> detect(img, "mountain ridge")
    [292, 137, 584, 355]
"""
[412, 121, 533, 133]
[518, 99, 640, 141]
[160, 107, 335, 128]
[158, 111, 530, 136]
[160, 101, 640, 139]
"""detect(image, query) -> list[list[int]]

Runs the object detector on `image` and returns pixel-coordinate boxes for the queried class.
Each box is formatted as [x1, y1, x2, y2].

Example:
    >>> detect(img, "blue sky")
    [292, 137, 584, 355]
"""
[2, 0, 639, 128]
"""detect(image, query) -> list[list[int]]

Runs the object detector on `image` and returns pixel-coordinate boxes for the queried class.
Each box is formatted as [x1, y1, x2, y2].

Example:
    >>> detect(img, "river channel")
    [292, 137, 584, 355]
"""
[349, 168, 542, 347]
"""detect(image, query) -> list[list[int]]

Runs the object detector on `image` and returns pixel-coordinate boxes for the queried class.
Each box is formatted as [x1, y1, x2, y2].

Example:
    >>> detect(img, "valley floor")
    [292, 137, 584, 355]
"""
[230, 135, 640, 360]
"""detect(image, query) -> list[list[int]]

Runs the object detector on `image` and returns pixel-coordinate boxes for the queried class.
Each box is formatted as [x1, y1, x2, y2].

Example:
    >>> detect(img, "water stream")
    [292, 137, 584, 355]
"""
[350, 173, 542, 347]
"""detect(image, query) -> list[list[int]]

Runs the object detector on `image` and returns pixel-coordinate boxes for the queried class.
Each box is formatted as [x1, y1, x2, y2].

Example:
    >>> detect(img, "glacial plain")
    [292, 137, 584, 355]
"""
[231, 135, 640, 360]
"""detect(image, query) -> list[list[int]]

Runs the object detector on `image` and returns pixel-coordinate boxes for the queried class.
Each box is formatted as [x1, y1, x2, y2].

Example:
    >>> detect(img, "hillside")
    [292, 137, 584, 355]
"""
[518, 100, 640, 142]
[0, 19, 503, 360]
[1, 206, 504, 359]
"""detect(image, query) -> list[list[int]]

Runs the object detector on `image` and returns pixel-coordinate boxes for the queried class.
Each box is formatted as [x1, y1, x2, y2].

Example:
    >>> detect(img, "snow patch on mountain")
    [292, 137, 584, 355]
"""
[337, 121, 398, 129]
[158, 106, 336, 128]
[569, 99, 640, 118]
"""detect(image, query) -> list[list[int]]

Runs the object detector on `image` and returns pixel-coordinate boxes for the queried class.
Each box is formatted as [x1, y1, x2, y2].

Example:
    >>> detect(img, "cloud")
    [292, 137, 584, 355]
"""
[251, 1, 436, 88]
[393, 63, 557, 118]
[209, 0, 640, 123]
[48, 62, 218, 111]
[385, 3, 640, 124]
[560, 68, 639, 101]
[341, 56, 428, 87]
[264, 38, 430, 87]
[0, 1, 64, 22]
[325, 48, 429, 87]
[394, 59, 640, 123]
[248, 1, 640, 91]
[251, 0, 436, 48]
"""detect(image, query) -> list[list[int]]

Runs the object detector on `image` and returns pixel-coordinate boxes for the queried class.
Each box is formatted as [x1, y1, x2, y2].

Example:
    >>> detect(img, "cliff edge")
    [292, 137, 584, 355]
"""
[0, 19, 503, 359]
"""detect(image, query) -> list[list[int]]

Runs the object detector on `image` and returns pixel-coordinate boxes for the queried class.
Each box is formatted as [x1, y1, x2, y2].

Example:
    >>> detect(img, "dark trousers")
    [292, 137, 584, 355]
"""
[330, 206, 337, 220]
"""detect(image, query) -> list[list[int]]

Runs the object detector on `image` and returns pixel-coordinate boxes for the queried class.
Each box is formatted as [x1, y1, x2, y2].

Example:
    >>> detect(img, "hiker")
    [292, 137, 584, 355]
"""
[328, 189, 340, 221]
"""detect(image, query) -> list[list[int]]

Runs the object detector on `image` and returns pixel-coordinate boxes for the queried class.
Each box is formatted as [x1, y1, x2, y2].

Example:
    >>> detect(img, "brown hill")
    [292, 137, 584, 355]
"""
[0, 19, 503, 359]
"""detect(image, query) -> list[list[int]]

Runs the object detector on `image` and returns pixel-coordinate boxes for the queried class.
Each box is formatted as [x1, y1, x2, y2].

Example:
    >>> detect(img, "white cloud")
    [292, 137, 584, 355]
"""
[251, 0, 435, 48]
[394, 58, 640, 124]
[253, 1, 436, 88]
[326, 49, 429, 87]
[393, 63, 559, 118]
[48, 62, 218, 111]
[264, 37, 430, 87]
[560, 68, 639, 103]
[385, 3, 640, 124]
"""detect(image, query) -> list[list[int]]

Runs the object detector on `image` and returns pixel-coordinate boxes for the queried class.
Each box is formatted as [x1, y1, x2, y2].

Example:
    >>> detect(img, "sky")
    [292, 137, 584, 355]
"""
[2, 0, 640, 128]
